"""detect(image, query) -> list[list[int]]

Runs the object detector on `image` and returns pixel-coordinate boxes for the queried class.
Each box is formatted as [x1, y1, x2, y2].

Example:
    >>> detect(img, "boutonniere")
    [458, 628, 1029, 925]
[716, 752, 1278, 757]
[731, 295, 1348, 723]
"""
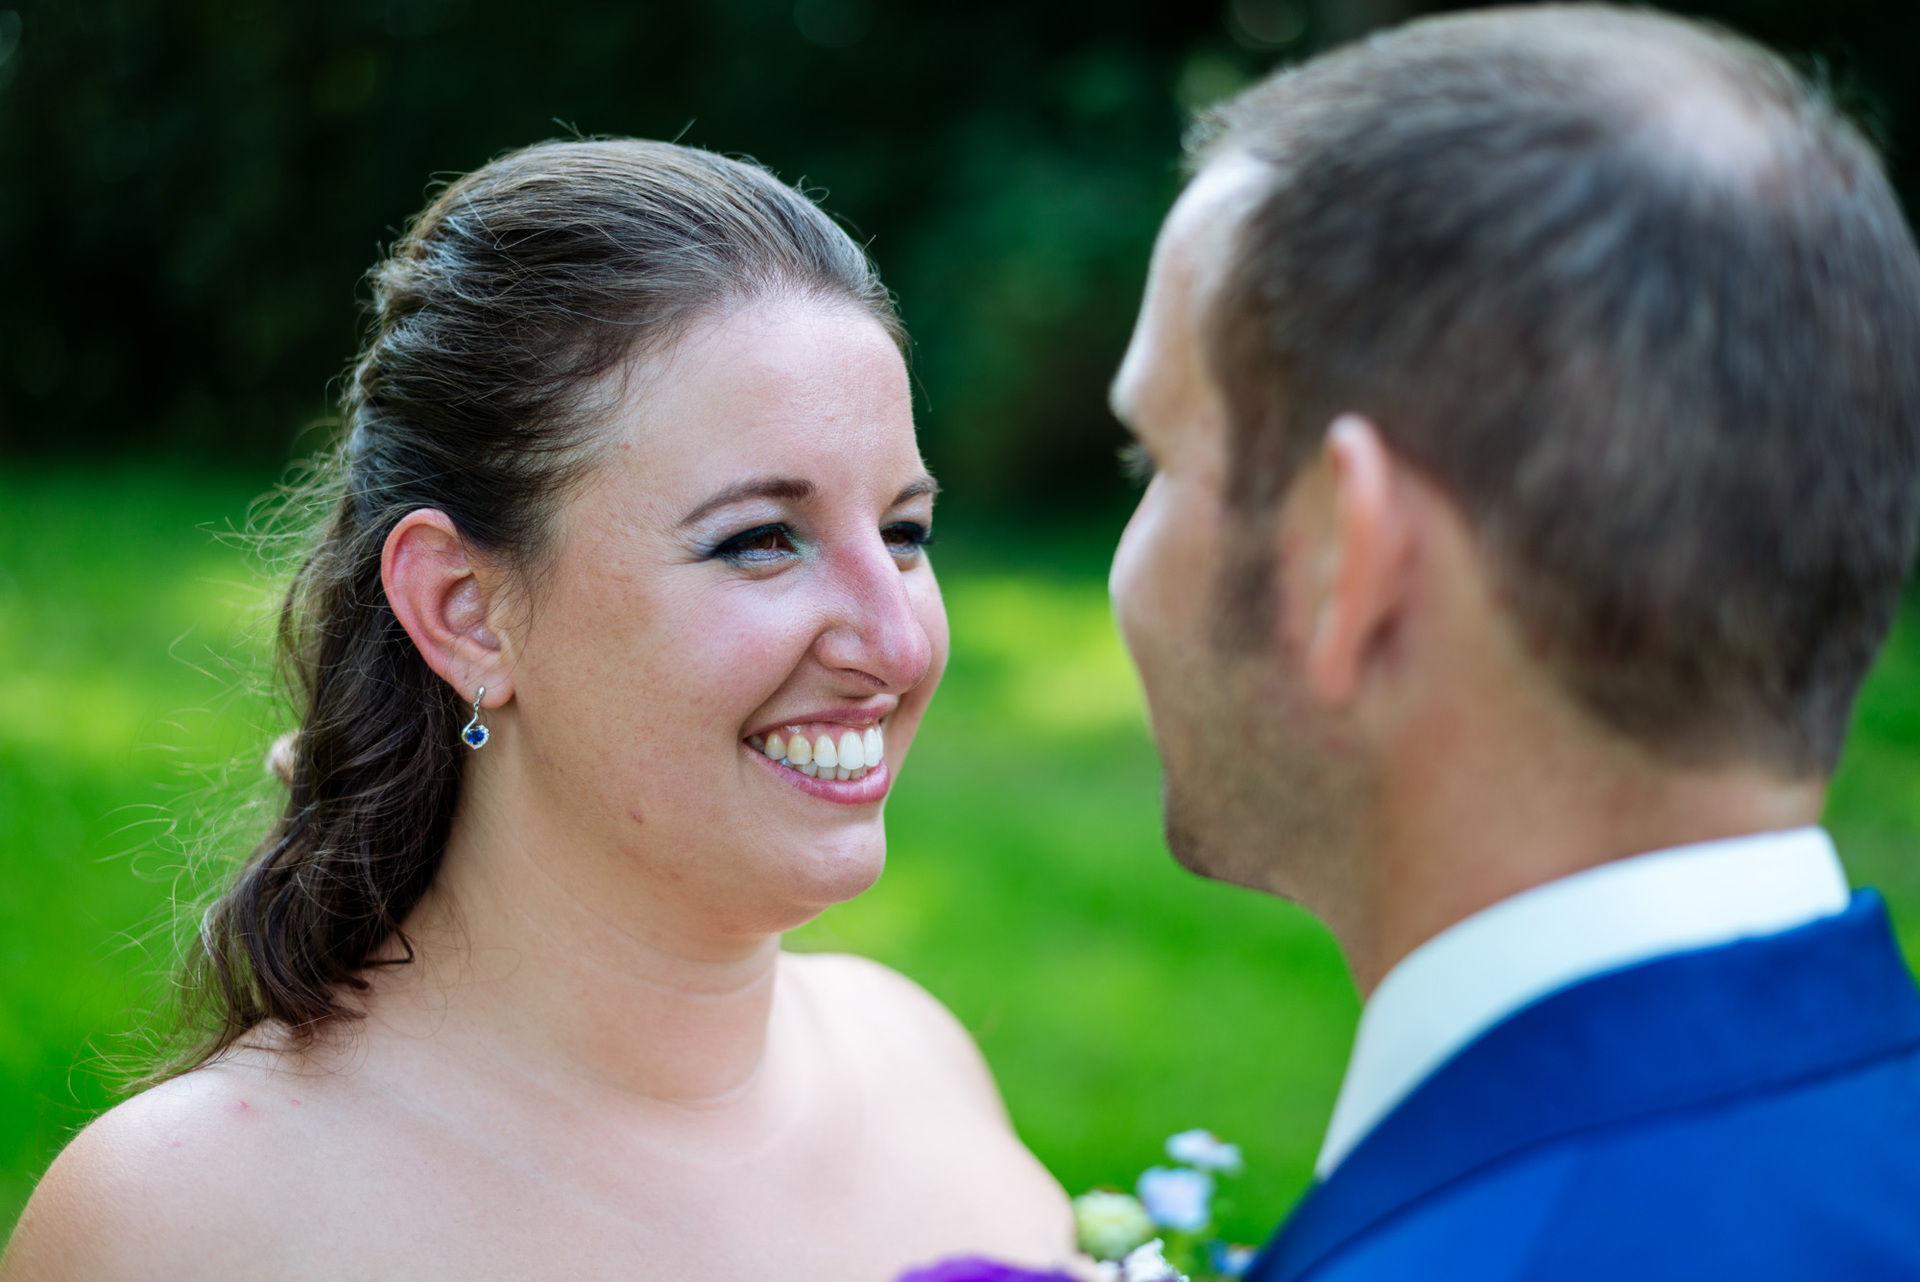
[898, 1129, 1261, 1282]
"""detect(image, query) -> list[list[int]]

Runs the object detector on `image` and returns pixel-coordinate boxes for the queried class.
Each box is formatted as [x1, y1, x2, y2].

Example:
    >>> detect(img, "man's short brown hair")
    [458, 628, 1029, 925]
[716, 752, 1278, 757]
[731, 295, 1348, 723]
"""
[1204, 4, 1920, 774]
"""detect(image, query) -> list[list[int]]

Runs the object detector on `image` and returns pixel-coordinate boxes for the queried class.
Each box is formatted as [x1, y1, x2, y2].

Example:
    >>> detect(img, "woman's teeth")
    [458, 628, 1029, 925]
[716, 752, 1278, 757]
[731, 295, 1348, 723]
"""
[747, 724, 885, 781]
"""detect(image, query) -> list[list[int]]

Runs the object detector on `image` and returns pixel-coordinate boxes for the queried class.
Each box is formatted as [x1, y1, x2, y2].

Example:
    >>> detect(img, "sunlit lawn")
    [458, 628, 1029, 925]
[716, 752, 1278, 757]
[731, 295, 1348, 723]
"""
[5, 465, 1920, 1246]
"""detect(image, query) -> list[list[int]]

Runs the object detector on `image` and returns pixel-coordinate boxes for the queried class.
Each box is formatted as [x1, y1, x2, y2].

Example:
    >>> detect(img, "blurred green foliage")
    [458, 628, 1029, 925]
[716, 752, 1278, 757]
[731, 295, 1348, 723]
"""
[6, 467, 1920, 1245]
[2, 0, 1917, 509]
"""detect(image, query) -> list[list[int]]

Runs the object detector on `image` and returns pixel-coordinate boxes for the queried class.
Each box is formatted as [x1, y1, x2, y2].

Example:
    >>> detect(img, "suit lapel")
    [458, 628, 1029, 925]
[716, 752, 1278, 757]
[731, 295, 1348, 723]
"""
[1253, 894, 1920, 1282]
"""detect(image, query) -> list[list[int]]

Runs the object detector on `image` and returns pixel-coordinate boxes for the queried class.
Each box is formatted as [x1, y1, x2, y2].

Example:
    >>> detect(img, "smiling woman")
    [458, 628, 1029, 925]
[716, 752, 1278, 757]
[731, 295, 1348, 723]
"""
[0, 141, 1071, 1281]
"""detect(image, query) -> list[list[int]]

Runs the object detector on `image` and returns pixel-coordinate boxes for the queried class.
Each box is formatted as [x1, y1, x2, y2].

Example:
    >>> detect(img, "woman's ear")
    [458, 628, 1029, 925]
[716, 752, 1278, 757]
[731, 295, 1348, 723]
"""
[382, 509, 513, 707]
[1305, 414, 1412, 707]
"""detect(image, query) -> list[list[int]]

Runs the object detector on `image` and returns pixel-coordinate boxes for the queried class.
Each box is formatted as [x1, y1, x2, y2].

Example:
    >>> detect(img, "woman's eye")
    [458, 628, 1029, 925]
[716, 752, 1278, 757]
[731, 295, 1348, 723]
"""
[713, 524, 798, 564]
[882, 522, 934, 558]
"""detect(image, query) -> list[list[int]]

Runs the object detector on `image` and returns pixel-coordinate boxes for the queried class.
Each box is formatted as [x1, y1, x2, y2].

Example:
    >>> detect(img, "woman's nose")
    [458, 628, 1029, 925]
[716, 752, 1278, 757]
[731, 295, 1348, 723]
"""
[812, 537, 935, 693]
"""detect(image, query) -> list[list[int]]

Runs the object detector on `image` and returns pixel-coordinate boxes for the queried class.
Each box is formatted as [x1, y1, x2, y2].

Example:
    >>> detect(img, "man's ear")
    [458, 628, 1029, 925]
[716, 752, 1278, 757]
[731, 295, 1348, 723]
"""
[382, 509, 513, 707]
[1304, 415, 1411, 706]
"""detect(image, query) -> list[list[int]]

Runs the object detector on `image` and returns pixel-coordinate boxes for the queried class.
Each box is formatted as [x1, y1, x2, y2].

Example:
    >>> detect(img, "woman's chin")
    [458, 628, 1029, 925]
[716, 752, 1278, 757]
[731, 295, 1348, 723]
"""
[772, 833, 888, 917]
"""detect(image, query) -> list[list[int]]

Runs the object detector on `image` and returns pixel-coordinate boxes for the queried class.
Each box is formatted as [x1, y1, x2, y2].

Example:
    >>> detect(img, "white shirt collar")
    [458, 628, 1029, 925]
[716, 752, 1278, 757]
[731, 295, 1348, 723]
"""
[1314, 826, 1850, 1178]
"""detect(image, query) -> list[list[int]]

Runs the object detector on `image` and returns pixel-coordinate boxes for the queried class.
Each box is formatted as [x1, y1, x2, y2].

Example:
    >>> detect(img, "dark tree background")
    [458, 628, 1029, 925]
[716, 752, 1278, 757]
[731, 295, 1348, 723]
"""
[1, 0, 1914, 510]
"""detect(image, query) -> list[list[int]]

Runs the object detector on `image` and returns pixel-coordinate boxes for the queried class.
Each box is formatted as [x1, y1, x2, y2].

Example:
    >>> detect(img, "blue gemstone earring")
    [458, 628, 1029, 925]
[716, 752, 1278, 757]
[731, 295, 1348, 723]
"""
[461, 687, 490, 750]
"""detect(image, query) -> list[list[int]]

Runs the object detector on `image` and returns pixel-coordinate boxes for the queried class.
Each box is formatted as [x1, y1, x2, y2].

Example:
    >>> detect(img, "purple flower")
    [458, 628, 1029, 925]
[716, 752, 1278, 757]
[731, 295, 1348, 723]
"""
[895, 1258, 1081, 1282]
[1136, 1166, 1214, 1232]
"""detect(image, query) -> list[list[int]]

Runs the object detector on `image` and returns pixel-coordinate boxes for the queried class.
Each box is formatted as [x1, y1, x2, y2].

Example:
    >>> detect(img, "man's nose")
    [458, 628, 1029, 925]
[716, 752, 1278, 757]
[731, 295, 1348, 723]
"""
[812, 537, 935, 693]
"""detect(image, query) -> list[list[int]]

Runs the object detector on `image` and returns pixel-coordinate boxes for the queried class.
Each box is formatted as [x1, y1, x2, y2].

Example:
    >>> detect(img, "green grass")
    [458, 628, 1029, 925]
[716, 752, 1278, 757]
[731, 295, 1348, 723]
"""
[4, 466, 1920, 1247]
[0, 465, 287, 1229]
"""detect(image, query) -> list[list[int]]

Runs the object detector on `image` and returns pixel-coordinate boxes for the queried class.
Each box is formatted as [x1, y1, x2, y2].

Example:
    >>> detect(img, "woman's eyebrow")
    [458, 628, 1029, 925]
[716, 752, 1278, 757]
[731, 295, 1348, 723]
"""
[894, 477, 939, 505]
[677, 476, 816, 527]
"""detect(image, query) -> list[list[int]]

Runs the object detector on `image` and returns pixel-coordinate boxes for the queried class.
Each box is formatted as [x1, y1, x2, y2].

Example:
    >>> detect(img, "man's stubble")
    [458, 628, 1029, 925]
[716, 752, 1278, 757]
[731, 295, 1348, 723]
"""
[1157, 540, 1379, 914]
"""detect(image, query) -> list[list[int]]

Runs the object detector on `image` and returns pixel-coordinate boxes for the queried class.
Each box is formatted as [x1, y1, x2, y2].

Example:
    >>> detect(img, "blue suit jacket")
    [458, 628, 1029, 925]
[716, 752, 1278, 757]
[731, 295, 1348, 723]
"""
[1249, 893, 1920, 1281]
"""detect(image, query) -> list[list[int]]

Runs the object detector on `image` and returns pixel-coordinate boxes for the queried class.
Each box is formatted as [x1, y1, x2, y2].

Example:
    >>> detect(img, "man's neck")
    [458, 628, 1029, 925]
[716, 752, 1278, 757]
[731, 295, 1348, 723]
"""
[1342, 732, 1826, 996]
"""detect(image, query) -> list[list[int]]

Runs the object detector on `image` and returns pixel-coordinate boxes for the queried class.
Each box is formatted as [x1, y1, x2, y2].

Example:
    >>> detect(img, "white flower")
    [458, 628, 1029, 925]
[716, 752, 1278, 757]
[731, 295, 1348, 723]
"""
[1072, 1189, 1157, 1262]
[1164, 1129, 1244, 1175]
[1121, 1238, 1188, 1282]
[1136, 1165, 1214, 1232]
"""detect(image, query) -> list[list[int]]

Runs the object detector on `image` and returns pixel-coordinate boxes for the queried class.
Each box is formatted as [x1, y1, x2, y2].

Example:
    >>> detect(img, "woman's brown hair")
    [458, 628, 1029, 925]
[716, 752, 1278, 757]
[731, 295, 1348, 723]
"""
[171, 139, 900, 1074]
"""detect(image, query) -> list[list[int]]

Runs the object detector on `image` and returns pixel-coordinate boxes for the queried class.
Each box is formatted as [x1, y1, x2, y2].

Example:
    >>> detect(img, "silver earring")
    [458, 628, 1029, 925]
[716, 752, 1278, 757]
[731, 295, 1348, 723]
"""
[461, 687, 490, 749]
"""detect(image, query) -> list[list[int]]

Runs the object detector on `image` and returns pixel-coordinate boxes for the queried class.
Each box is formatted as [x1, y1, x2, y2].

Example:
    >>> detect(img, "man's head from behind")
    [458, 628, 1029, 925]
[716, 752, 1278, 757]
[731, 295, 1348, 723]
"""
[1110, 5, 1920, 972]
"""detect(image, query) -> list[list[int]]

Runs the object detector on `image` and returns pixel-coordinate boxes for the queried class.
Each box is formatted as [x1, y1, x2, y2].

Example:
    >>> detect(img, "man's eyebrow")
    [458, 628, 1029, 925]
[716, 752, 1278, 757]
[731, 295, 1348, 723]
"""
[678, 476, 816, 527]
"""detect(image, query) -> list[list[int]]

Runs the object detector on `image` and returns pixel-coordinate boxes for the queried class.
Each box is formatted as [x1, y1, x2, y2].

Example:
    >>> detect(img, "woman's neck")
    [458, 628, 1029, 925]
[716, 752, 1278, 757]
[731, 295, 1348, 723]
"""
[370, 792, 792, 1108]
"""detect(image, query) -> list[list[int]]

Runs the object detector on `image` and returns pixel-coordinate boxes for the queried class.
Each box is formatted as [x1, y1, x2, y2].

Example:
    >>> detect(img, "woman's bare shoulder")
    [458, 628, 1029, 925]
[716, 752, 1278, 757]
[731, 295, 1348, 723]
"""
[783, 952, 1075, 1249]
[782, 951, 1008, 1118]
[2, 1052, 342, 1280]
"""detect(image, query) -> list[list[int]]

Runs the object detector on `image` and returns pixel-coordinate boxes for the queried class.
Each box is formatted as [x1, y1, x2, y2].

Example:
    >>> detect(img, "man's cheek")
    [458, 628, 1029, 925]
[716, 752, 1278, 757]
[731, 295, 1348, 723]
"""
[1154, 494, 1217, 629]
[1111, 498, 1162, 648]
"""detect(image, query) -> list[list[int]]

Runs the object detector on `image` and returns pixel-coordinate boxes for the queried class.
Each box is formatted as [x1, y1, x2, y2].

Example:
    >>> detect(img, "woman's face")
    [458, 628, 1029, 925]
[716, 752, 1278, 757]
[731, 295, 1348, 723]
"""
[492, 295, 946, 939]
